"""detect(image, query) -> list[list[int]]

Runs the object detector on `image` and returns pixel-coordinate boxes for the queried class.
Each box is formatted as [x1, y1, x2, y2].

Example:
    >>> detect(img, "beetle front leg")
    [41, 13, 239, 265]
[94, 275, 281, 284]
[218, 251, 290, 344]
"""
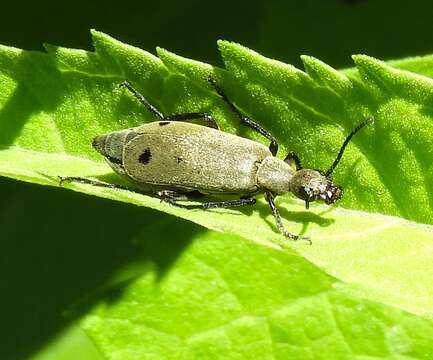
[264, 191, 311, 244]
[207, 77, 279, 156]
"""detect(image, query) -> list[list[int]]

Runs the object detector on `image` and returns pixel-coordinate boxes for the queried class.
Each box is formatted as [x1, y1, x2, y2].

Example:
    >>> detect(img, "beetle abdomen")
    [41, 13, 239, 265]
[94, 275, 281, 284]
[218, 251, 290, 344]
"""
[93, 128, 138, 176]
[93, 129, 137, 161]
[122, 121, 271, 194]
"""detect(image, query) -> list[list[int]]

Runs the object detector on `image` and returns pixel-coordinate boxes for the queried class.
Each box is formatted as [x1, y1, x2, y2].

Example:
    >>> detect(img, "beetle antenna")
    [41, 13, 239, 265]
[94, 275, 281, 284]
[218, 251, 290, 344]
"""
[325, 117, 374, 177]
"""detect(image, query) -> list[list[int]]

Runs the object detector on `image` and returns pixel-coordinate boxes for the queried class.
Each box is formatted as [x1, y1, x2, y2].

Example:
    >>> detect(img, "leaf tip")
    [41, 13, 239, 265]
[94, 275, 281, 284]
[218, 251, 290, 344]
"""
[300, 54, 351, 91]
[300, 54, 314, 62]
[352, 54, 381, 67]
[300, 54, 320, 72]
[43, 43, 58, 54]
[90, 28, 103, 37]
[155, 46, 168, 57]
[217, 39, 229, 48]
[217, 39, 250, 55]
[217, 40, 235, 55]
[89, 29, 117, 48]
[154, 46, 178, 69]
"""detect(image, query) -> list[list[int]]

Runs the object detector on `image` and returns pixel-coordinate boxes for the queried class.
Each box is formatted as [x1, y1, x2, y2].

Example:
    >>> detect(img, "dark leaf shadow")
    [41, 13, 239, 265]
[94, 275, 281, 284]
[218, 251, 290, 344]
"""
[0, 50, 66, 147]
[0, 177, 201, 360]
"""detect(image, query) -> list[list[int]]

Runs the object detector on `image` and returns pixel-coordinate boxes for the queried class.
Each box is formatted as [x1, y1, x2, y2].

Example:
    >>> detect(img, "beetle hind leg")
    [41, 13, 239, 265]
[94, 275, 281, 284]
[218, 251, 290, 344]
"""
[120, 80, 165, 120]
[207, 77, 279, 156]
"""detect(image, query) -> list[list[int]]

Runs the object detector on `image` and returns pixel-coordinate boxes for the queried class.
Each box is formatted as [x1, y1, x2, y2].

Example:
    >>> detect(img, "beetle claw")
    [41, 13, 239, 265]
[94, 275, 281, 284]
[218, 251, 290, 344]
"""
[58, 176, 67, 186]
[282, 232, 312, 245]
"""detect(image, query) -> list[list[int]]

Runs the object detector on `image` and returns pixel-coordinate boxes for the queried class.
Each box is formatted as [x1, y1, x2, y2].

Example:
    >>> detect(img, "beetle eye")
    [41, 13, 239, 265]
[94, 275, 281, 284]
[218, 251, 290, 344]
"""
[323, 183, 343, 204]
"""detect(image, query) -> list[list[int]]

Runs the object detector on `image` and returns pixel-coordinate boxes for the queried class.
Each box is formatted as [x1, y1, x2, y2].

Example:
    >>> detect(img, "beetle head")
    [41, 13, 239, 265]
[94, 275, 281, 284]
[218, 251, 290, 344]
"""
[289, 117, 373, 209]
[289, 169, 342, 209]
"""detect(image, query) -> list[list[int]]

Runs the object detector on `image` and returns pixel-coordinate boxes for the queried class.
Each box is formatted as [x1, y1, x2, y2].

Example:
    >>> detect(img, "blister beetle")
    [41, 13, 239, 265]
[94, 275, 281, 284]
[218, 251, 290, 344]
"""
[60, 78, 372, 242]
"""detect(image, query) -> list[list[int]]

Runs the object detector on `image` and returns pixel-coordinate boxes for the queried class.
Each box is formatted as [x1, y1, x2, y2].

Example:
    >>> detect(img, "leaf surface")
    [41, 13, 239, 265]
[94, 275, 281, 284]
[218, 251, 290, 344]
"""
[1, 31, 433, 323]
[80, 227, 433, 360]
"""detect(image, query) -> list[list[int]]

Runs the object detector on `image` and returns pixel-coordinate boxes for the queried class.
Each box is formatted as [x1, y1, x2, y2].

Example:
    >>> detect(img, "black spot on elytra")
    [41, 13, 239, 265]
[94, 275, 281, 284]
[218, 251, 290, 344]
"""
[139, 148, 152, 165]
[159, 121, 170, 126]
[176, 157, 183, 163]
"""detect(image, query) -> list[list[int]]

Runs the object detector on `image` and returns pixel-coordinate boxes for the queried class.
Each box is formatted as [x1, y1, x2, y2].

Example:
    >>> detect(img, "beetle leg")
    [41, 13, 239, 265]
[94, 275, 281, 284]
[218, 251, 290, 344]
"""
[264, 191, 311, 244]
[120, 80, 165, 119]
[283, 151, 303, 171]
[58, 176, 131, 191]
[158, 189, 205, 201]
[207, 77, 279, 156]
[199, 197, 256, 209]
[164, 113, 219, 129]
[120, 80, 219, 129]
[161, 193, 256, 209]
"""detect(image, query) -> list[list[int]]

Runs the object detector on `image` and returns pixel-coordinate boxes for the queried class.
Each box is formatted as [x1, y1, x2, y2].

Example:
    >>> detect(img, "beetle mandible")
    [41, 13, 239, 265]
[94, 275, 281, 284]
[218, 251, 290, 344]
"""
[60, 78, 373, 243]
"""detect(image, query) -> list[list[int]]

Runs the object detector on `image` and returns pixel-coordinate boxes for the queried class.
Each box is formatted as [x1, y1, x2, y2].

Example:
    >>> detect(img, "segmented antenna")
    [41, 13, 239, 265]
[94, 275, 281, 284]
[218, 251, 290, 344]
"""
[325, 117, 374, 177]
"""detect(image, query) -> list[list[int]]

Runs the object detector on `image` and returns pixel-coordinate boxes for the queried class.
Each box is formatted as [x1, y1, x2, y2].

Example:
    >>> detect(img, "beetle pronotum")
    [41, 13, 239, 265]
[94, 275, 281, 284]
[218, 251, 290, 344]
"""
[60, 78, 373, 243]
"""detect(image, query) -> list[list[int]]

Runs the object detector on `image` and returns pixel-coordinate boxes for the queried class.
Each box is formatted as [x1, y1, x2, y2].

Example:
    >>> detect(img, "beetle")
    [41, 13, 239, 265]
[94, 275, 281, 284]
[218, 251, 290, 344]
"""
[60, 78, 373, 242]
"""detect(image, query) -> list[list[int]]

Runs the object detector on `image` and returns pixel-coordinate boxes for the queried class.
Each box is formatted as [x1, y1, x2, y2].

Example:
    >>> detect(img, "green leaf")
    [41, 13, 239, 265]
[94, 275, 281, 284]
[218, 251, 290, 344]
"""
[79, 226, 433, 360]
[29, 325, 103, 360]
[2, 31, 433, 349]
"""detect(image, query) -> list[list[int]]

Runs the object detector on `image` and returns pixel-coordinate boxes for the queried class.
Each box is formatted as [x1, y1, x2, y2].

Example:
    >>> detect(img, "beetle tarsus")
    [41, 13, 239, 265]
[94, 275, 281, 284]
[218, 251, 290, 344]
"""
[264, 191, 308, 244]
[282, 232, 312, 245]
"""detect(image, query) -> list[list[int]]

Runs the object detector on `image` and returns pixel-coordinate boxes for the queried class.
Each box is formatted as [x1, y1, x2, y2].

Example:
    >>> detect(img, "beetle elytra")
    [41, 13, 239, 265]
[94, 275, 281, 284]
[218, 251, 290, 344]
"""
[60, 79, 373, 243]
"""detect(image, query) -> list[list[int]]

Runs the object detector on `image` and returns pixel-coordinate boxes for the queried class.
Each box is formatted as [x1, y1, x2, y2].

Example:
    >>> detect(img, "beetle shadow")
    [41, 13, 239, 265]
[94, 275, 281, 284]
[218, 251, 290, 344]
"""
[59, 172, 261, 218]
[254, 197, 335, 238]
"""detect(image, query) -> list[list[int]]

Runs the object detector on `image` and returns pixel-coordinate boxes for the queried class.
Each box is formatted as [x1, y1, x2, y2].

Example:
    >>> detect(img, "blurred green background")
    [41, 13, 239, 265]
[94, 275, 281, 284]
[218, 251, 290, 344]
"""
[2, 0, 433, 359]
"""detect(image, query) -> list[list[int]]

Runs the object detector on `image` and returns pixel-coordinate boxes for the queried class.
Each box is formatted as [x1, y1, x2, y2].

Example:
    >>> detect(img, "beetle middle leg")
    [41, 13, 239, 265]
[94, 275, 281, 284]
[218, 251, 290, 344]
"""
[120, 80, 219, 129]
[159, 190, 257, 209]
[207, 77, 279, 156]
[283, 151, 303, 171]
[264, 191, 311, 244]
[158, 189, 205, 201]
[164, 113, 219, 129]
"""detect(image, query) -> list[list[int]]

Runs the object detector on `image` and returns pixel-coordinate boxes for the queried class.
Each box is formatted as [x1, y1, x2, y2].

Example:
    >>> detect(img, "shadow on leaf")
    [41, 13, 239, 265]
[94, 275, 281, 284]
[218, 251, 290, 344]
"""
[0, 177, 201, 360]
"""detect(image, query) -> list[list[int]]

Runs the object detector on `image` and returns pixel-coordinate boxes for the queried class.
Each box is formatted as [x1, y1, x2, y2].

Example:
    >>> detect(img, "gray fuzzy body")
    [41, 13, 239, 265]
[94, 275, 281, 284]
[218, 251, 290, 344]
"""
[93, 121, 295, 195]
